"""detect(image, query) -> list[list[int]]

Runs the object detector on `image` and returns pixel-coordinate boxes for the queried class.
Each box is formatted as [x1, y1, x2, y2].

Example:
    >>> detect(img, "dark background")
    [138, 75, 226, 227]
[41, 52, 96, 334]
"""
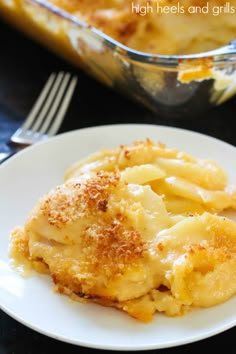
[0, 17, 236, 354]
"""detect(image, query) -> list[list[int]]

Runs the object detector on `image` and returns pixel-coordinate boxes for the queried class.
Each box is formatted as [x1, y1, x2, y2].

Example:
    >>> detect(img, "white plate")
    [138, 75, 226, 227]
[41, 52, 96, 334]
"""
[1, 123, 236, 351]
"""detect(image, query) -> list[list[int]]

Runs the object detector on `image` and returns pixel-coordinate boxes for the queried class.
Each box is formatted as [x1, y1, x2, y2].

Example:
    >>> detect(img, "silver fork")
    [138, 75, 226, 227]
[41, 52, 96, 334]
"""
[0, 71, 77, 164]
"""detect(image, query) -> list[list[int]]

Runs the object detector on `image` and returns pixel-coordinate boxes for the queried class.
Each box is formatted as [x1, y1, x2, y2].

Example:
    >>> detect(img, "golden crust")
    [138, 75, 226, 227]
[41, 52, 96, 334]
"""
[41, 173, 119, 228]
[48, 0, 236, 55]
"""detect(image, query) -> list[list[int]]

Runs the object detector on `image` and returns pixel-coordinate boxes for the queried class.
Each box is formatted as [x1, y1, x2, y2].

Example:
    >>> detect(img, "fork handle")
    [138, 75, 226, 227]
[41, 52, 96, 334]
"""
[0, 151, 15, 164]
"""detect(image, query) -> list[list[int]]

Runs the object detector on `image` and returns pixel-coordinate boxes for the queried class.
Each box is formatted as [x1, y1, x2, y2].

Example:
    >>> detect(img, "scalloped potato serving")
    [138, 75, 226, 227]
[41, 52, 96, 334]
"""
[10, 140, 236, 322]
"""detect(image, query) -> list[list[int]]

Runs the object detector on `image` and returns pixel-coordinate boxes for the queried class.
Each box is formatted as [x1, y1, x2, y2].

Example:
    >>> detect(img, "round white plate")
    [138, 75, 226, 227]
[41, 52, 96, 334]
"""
[1, 123, 236, 351]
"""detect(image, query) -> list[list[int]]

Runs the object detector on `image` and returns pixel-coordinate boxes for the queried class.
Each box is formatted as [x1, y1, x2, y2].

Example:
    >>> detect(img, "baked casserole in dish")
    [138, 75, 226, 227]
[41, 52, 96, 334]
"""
[0, 0, 236, 116]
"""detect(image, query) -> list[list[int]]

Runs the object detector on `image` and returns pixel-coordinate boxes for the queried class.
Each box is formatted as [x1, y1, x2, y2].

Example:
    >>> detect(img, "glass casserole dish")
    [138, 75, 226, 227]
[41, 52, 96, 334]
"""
[0, 0, 236, 117]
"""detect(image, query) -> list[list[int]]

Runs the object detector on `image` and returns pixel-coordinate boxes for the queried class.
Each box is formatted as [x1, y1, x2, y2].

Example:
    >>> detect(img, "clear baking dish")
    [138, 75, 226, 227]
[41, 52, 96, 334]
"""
[0, 0, 236, 117]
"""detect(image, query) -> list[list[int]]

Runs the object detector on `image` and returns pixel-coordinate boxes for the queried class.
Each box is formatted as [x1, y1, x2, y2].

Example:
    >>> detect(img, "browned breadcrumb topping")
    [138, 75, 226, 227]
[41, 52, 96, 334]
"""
[191, 236, 236, 259]
[41, 172, 119, 228]
[97, 199, 108, 212]
[49, 220, 147, 298]
[81, 220, 146, 273]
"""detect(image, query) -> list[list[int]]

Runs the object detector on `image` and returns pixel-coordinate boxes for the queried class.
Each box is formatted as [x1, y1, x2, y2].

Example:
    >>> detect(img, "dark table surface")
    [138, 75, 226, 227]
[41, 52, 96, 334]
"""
[0, 18, 236, 354]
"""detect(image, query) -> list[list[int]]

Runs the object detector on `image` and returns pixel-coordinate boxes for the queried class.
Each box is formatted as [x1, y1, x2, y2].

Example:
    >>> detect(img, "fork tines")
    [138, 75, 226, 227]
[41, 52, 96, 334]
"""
[11, 72, 77, 145]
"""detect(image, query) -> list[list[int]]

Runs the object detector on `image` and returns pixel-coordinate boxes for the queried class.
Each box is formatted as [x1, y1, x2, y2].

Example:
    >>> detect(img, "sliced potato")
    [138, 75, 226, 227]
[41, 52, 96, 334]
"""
[121, 164, 165, 185]
[152, 176, 234, 212]
[163, 195, 207, 215]
[156, 158, 227, 190]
